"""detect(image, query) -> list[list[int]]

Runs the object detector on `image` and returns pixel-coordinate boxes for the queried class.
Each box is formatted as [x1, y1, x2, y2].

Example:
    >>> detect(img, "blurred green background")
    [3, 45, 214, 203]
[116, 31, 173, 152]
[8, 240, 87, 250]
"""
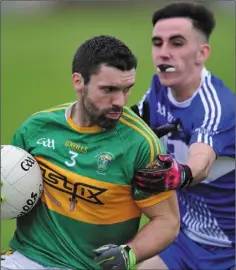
[1, 1, 235, 251]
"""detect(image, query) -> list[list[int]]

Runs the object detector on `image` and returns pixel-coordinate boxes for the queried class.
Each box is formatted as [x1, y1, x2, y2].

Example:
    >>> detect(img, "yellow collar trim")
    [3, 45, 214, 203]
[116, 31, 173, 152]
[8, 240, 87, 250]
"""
[66, 103, 103, 133]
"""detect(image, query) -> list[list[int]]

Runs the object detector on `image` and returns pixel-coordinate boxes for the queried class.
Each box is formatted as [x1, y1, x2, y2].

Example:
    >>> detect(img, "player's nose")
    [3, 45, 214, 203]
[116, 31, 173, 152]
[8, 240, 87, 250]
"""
[112, 91, 126, 107]
[154, 43, 171, 60]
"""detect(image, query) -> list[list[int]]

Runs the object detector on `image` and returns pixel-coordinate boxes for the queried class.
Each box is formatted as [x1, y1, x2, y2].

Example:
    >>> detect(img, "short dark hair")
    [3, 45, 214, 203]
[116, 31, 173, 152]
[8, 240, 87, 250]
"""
[72, 35, 137, 84]
[152, 2, 216, 40]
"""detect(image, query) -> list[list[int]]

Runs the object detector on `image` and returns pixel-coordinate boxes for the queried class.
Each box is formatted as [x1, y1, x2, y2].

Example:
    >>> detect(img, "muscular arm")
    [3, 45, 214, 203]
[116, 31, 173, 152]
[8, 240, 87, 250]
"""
[128, 193, 180, 263]
[186, 142, 216, 185]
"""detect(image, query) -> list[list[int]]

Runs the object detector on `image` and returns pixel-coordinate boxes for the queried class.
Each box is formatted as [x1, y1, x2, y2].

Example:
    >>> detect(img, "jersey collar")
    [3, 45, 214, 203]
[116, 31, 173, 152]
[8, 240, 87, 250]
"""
[167, 67, 209, 108]
[65, 102, 103, 133]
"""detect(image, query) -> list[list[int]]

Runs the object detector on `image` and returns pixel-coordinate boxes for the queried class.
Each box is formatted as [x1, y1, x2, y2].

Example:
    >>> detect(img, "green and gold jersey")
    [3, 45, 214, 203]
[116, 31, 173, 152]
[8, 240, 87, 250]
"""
[10, 102, 174, 269]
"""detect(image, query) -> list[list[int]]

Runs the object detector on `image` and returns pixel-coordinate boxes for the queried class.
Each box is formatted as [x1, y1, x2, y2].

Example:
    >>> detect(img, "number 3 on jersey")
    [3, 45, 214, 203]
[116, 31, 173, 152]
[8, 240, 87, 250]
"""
[65, 151, 78, 167]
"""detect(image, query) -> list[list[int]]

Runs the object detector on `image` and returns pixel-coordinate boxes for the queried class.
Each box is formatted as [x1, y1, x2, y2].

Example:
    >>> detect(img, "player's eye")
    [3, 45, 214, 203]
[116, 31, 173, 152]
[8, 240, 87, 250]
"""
[153, 42, 162, 47]
[105, 88, 113, 93]
[172, 41, 184, 47]
[123, 88, 131, 94]
[104, 87, 117, 93]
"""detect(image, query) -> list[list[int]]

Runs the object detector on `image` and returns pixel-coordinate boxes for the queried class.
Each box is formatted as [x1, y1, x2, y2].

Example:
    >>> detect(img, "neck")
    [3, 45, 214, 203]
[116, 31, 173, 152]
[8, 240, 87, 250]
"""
[71, 102, 93, 127]
[171, 68, 203, 102]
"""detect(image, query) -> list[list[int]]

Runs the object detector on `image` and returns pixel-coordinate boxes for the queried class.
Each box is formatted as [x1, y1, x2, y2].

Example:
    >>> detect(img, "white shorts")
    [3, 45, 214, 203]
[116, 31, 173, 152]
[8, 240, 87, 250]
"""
[1, 251, 69, 270]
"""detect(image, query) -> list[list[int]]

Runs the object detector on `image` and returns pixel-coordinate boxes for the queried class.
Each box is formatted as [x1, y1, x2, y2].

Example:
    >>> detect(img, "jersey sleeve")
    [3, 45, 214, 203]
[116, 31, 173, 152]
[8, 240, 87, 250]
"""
[10, 114, 45, 152]
[133, 126, 174, 208]
[11, 122, 27, 149]
[190, 93, 235, 156]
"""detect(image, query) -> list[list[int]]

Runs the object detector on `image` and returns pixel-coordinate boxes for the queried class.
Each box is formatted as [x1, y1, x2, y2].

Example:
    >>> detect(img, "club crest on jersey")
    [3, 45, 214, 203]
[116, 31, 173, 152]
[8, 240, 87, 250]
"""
[96, 152, 114, 175]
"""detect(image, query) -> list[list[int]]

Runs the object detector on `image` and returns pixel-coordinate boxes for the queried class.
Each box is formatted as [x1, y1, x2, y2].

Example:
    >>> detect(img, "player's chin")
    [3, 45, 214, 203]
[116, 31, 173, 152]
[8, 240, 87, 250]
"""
[99, 118, 120, 130]
[159, 77, 181, 88]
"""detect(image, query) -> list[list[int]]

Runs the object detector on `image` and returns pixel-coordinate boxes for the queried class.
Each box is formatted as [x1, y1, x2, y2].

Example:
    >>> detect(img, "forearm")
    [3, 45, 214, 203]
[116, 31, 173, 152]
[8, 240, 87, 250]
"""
[186, 144, 216, 185]
[93, 194, 179, 270]
[128, 215, 179, 263]
[186, 154, 211, 185]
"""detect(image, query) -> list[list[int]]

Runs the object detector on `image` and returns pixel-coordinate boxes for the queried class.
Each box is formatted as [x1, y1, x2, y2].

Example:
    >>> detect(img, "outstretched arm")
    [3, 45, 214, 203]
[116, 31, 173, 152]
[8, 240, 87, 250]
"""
[133, 94, 235, 192]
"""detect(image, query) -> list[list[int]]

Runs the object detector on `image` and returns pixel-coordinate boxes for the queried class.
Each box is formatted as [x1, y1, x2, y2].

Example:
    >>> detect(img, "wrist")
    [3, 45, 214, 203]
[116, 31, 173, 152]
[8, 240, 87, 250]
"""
[180, 164, 194, 188]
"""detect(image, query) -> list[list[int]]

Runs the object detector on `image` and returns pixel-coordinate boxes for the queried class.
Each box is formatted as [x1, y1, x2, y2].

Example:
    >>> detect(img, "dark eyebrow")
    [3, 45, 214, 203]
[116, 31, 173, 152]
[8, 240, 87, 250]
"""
[99, 82, 135, 91]
[127, 82, 135, 89]
[99, 85, 120, 91]
[169, 35, 187, 41]
[152, 36, 161, 43]
[152, 35, 187, 42]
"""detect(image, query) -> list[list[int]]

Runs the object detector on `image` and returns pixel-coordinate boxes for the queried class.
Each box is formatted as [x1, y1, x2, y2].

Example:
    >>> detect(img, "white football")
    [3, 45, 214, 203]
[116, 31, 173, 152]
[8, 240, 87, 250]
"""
[1, 145, 43, 220]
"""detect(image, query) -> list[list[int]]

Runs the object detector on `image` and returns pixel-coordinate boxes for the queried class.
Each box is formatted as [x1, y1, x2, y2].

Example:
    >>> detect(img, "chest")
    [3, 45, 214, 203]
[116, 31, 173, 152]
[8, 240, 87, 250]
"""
[26, 126, 131, 186]
[151, 96, 197, 163]
[155, 101, 193, 140]
[24, 124, 141, 223]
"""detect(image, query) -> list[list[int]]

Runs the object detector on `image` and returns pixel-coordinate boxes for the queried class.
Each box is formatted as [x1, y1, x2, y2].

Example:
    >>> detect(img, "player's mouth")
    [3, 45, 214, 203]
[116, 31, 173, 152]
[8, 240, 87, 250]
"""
[157, 64, 176, 73]
[106, 112, 122, 119]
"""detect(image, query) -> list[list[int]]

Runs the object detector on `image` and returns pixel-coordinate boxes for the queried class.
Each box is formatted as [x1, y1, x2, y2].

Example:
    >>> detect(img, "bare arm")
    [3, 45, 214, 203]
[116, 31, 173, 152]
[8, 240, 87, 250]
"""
[128, 192, 180, 263]
[186, 142, 216, 185]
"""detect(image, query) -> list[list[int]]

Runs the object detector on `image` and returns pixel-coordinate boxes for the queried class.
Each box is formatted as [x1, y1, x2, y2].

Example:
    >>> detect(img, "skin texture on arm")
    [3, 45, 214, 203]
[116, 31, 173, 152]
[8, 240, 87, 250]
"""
[186, 142, 216, 185]
[128, 192, 180, 263]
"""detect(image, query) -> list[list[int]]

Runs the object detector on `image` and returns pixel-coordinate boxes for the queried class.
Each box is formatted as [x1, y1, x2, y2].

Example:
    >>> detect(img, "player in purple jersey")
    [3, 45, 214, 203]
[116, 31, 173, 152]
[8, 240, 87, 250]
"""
[131, 2, 235, 270]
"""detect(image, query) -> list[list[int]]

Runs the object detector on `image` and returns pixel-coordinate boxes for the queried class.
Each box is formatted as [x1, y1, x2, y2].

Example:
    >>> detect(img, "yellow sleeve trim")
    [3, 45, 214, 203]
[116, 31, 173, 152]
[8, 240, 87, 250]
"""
[123, 107, 161, 156]
[119, 117, 154, 162]
[33, 106, 68, 115]
[135, 190, 174, 208]
[32, 102, 74, 115]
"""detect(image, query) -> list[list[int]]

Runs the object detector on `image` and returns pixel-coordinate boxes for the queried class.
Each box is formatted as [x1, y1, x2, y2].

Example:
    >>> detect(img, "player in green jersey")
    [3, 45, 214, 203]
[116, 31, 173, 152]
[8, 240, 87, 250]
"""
[2, 35, 179, 270]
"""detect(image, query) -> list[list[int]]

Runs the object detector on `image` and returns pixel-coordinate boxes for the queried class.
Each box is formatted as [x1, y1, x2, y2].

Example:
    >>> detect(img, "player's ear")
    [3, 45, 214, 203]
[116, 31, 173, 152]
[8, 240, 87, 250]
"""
[196, 43, 211, 65]
[72, 72, 84, 94]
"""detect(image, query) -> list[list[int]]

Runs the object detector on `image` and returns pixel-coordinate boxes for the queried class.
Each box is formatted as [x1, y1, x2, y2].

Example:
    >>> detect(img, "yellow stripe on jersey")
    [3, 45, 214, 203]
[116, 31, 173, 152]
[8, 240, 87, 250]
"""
[33, 106, 68, 115]
[123, 106, 161, 155]
[53, 102, 74, 107]
[36, 157, 141, 225]
[119, 117, 155, 162]
[32, 101, 74, 115]
[121, 107, 173, 208]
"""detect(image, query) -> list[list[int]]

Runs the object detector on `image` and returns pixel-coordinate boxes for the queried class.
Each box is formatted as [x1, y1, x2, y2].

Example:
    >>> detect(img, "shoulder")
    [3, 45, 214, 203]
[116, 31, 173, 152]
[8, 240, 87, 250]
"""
[29, 101, 73, 124]
[197, 72, 234, 125]
[119, 106, 156, 139]
[117, 107, 164, 161]
[18, 102, 73, 133]
[33, 101, 73, 117]
[199, 72, 234, 109]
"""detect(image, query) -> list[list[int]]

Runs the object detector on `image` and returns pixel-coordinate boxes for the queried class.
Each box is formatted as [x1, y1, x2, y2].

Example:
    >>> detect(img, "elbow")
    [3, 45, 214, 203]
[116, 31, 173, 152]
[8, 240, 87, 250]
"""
[172, 216, 180, 239]
[171, 199, 180, 239]
[203, 160, 214, 179]
[189, 166, 210, 185]
[188, 153, 215, 183]
[167, 194, 180, 240]
[166, 213, 180, 241]
[202, 170, 209, 180]
[175, 219, 180, 237]
[201, 163, 211, 180]
[196, 168, 210, 183]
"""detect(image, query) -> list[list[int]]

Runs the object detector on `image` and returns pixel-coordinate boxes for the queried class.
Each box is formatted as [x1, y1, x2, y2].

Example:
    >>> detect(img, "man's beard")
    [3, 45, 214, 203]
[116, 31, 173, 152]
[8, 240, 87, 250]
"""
[82, 87, 123, 130]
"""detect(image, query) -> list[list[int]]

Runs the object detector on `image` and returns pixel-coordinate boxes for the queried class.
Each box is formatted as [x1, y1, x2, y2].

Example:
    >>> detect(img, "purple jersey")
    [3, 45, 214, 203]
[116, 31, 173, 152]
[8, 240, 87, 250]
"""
[138, 68, 235, 247]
